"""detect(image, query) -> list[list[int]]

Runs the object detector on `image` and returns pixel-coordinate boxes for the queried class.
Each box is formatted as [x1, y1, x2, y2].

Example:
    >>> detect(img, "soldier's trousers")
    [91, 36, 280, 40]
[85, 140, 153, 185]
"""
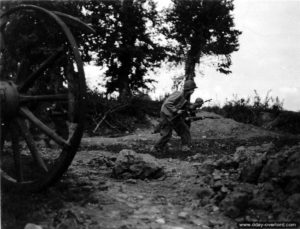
[154, 112, 191, 149]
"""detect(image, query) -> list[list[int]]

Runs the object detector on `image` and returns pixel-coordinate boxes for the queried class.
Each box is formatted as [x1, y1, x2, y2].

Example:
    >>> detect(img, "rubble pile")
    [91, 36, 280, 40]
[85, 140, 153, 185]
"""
[191, 142, 300, 221]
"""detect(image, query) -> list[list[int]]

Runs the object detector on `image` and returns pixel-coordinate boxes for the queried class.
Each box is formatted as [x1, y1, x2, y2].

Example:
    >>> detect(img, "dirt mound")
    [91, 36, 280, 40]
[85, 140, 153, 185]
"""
[81, 111, 284, 153]
[191, 111, 280, 139]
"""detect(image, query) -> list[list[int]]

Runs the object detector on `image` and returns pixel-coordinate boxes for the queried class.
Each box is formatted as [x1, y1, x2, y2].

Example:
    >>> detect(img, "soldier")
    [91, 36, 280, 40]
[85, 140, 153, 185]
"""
[152, 97, 204, 133]
[184, 97, 204, 128]
[152, 80, 198, 152]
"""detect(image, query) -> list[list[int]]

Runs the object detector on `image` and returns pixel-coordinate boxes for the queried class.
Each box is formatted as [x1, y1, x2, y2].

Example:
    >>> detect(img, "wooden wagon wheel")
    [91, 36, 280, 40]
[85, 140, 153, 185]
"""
[0, 5, 93, 192]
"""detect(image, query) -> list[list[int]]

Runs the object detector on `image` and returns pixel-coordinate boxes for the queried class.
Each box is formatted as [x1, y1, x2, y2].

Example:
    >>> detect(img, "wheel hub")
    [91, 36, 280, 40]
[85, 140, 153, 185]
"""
[0, 81, 19, 119]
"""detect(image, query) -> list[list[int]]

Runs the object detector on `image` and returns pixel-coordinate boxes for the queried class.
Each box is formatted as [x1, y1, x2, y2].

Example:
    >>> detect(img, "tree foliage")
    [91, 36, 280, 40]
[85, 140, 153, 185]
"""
[164, 0, 241, 79]
[83, 0, 166, 98]
[1, 0, 242, 97]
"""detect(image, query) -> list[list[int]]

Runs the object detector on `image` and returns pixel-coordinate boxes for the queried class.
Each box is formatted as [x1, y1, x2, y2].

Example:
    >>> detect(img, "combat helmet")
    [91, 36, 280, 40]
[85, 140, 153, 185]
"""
[183, 80, 197, 91]
[195, 98, 204, 104]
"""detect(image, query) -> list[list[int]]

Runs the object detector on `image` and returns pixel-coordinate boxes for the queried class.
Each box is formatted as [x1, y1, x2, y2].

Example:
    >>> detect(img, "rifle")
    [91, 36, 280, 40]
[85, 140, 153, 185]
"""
[191, 99, 212, 111]
[203, 99, 212, 103]
[170, 98, 212, 121]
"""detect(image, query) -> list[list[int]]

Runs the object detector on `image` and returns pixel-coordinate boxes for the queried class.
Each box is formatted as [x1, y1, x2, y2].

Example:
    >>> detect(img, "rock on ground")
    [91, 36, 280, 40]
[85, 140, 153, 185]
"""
[112, 149, 165, 179]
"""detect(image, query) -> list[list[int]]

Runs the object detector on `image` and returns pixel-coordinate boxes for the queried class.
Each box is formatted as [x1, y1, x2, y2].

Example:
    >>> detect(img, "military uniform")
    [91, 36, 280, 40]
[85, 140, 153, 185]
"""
[154, 91, 191, 151]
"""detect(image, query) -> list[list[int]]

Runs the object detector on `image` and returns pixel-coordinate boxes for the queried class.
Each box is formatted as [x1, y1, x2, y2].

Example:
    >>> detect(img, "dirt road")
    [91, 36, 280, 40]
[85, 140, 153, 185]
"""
[2, 115, 300, 229]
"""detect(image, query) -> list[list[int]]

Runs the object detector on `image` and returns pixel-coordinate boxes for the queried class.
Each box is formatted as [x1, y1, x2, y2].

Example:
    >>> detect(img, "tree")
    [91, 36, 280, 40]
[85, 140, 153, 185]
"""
[83, 0, 166, 99]
[165, 0, 241, 80]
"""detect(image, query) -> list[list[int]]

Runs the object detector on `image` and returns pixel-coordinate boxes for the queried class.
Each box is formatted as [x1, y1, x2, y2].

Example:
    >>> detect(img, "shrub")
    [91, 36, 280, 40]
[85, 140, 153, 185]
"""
[220, 91, 284, 125]
[205, 91, 300, 134]
[85, 89, 162, 135]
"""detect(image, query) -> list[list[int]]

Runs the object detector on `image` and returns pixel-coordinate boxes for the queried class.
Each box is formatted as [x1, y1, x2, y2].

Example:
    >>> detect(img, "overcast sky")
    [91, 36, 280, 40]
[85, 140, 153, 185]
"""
[85, 0, 300, 111]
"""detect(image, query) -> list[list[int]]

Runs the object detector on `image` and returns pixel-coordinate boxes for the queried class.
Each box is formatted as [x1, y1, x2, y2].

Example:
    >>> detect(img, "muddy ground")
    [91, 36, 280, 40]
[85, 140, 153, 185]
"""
[2, 113, 300, 229]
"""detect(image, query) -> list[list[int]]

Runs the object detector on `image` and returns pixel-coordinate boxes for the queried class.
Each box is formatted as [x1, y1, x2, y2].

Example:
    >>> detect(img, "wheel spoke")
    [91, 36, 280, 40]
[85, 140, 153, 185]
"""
[19, 47, 64, 93]
[19, 107, 70, 149]
[16, 118, 48, 173]
[10, 122, 24, 182]
[19, 94, 68, 104]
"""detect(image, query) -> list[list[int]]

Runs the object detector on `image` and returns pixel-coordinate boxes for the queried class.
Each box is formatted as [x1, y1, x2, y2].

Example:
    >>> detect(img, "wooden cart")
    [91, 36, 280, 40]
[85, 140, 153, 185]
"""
[0, 4, 94, 192]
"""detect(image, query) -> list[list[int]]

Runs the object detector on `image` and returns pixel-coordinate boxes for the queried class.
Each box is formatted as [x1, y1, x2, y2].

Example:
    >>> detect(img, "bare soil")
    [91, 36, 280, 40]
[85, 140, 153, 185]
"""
[2, 113, 300, 229]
